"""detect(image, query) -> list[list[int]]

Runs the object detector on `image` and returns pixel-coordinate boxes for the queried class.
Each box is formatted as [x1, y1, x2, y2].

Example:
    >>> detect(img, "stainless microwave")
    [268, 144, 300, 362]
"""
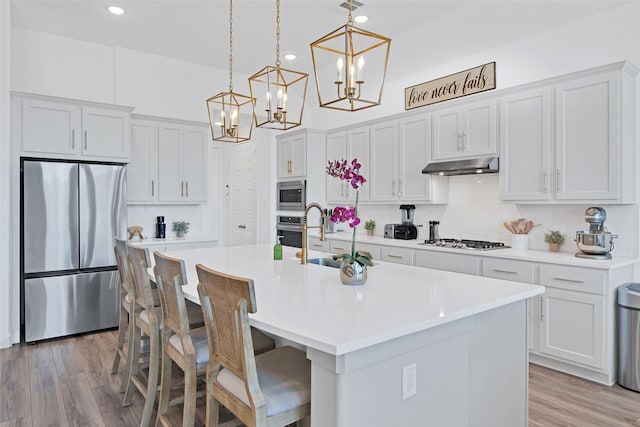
[277, 180, 306, 211]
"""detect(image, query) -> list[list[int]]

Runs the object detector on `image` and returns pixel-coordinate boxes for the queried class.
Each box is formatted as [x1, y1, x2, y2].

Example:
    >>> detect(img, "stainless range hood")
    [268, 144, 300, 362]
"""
[422, 157, 499, 176]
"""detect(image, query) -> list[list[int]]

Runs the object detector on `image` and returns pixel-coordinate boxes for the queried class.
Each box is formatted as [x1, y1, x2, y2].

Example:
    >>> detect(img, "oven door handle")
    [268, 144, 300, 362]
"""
[276, 225, 303, 232]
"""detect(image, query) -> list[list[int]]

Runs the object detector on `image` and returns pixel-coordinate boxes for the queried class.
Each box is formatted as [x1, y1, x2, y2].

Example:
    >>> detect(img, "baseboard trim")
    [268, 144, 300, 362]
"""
[0, 331, 13, 349]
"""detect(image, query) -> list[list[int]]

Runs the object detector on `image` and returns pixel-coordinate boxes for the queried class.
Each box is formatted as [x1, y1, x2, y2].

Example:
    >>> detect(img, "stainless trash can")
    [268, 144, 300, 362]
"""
[618, 283, 640, 392]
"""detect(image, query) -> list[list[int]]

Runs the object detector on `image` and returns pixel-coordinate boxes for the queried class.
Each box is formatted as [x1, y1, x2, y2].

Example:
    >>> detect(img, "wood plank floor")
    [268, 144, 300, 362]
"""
[1, 329, 639, 426]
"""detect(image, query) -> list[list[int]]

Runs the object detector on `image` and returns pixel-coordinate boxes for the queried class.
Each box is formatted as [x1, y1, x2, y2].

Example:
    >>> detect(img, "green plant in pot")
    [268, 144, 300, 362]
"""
[544, 230, 565, 252]
[173, 221, 190, 238]
[364, 219, 375, 236]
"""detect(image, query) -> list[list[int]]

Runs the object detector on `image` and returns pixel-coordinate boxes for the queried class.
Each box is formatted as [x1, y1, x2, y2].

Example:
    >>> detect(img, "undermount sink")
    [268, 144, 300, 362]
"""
[307, 257, 342, 268]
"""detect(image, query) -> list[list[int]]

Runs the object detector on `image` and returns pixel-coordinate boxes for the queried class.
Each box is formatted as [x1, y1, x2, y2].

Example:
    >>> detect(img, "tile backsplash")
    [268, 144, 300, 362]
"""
[331, 174, 638, 258]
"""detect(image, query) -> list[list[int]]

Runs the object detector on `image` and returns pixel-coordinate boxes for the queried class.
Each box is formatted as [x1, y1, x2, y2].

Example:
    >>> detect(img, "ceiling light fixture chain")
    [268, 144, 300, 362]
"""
[347, 0, 353, 26]
[228, 0, 233, 92]
[275, 0, 281, 67]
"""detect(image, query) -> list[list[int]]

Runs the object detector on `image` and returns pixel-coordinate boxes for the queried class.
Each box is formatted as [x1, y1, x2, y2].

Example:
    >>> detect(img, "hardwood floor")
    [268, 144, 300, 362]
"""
[1, 329, 639, 426]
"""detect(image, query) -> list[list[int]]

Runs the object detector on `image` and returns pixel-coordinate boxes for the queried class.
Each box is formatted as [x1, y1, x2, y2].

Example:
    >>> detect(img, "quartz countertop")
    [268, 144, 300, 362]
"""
[160, 244, 544, 356]
[316, 232, 638, 269]
[128, 235, 217, 246]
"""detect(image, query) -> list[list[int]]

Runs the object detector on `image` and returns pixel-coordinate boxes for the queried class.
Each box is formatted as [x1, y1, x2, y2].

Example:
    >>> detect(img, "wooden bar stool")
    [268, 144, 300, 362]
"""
[111, 238, 134, 393]
[196, 264, 311, 427]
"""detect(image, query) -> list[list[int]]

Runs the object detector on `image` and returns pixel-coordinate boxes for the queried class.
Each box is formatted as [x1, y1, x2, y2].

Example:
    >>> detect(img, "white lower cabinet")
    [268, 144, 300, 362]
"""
[538, 288, 604, 369]
[482, 258, 535, 283]
[308, 237, 329, 252]
[380, 246, 414, 265]
[414, 251, 480, 275]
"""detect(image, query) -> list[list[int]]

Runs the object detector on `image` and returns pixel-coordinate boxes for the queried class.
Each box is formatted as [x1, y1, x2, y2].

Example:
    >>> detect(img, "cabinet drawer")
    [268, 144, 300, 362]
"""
[414, 250, 480, 275]
[329, 240, 350, 254]
[309, 237, 329, 252]
[354, 242, 380, 260]
[482, 258, 535, 283]
[380, 246, 414, 265]
[539, 265, 605, 295]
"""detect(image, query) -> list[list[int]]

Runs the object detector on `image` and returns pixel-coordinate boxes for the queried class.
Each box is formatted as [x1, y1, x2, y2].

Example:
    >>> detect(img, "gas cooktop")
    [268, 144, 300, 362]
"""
[418, 238, 510, 251]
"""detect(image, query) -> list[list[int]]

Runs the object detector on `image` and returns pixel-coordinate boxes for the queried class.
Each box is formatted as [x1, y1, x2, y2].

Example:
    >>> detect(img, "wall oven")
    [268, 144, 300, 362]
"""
[277, 180, 306, 211]
[276, 216, 303, 248]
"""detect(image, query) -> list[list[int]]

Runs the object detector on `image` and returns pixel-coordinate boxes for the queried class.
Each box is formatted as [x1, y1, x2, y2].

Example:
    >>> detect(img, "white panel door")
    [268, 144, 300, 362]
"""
[432, 108, 461, 160]
[128, 119, 158, 202]
[398, 114, 433, 201]
[183, 125, 208, 202]
[157, 123, 184, 202]
[231, 143, 257, 246]
[82, 107, 129, 159]
[369, 121, 397, 202]
[499, 88, 551, 201]
[555, 72, 618, 200]
[462, 100, 497, 157]
[22, 98, 80, 155]
[326, 132, 348, 203]
[538, 288, 605, 369]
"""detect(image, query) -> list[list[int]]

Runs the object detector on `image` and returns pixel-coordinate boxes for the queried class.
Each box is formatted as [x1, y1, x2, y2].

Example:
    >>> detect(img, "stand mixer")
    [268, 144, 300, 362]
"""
[575, 207, 618, 260]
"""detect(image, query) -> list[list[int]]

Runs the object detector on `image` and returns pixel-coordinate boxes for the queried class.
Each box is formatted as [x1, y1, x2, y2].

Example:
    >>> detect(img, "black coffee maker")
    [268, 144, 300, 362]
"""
[155, 216, 166, 238]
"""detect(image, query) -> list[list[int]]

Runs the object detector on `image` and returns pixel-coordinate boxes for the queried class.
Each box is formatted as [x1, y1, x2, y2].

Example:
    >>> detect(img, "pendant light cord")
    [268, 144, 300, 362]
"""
[228, 0, 233, 92]
[275, 0, 281, 67]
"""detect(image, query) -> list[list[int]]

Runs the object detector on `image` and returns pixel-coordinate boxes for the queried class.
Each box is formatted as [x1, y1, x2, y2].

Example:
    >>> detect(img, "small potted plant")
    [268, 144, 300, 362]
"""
[364, 219, 375, 236]
[172, 221, 190, 238]
[544, 230, 565, 252]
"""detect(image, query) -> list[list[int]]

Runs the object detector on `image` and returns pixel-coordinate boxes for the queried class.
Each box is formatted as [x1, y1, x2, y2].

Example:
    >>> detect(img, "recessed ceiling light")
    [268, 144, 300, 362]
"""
[354, 15, 368, 23]
[107, 6, 125, 15]
[284, 53, 297, 61]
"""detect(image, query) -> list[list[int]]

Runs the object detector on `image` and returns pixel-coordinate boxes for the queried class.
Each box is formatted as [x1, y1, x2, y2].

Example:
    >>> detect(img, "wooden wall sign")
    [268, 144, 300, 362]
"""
[404, 62, 496, 110]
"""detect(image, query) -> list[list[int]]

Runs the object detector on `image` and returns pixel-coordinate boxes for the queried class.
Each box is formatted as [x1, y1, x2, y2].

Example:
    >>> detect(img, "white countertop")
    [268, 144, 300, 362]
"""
[160, 244, 544, 356]
[319, 232, 639, 269]
[128, 235, 217, 246]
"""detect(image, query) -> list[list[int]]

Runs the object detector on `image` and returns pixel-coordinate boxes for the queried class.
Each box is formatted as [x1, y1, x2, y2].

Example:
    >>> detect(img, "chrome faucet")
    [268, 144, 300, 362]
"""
[301, 202, 326, 264]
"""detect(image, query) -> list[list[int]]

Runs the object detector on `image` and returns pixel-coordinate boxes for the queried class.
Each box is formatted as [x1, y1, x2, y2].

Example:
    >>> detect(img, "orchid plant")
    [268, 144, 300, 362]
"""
[326, 158, 374, 268]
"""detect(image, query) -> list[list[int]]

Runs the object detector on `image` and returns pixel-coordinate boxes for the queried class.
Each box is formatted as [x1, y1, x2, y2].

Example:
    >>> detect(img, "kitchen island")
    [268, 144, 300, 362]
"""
[159, 244, 544, 427]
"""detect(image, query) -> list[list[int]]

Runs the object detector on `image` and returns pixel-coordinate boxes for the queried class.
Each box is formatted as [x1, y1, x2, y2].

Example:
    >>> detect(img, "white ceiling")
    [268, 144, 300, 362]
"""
[10, 0, 630, 82]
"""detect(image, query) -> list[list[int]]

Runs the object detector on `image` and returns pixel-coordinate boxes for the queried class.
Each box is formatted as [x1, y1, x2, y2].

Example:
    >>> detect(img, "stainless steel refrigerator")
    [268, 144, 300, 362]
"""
[21, 159, 127, 342]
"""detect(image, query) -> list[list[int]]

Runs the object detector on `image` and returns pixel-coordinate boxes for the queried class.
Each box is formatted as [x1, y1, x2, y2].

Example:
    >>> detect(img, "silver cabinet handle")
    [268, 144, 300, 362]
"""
[398, 179, 404, 196]
[540, 296, 545, 322]
[387, 254, 403, 259]
[84, 130, 88, 150]
[556, 169, 560, 193]
[311, 243, 324, 248]
[151, 180, 155, 197]
[456, 131, 462, 151]
[186, 181, 189, 197]
[333, 246, 346, 251]
[493, 269, 517, 275]
[181, 181, 184, 197]
[392, 179, 396, 195]
[553, 277, 584, 284]
[543, 170, 548, 193]
[71, 129, 75, 149]
[461, 131, 467, 151]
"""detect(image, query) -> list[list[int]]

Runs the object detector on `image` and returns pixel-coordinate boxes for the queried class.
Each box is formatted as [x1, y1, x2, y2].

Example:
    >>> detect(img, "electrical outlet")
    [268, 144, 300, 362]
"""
[402, 363, 417, 400]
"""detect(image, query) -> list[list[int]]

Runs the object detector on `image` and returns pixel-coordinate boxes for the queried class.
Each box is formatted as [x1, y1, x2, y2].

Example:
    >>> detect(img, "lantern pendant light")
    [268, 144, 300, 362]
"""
[249, 0, 308, 130]
[206, 0, 255, 143]
[310, 0, 391, 112]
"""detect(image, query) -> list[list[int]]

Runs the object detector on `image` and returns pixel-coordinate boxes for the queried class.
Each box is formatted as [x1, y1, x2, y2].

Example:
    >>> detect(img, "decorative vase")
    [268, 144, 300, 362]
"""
[549, 243, 560, 252]
[340, 261, 367, 285]
[511, 234, 529, 250]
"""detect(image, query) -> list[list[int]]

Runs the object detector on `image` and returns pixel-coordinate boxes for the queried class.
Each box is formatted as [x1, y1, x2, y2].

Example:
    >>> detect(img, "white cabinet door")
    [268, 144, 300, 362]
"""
[499, 88, 552, 201]
[326, 132, 348, 203]
[158, 123, 184, 202]
[432, 108, 461, 160]
[21, 98, 81, 156]
[182, 125, 208, 202]
[462, 100, 497, 157]
[538, 288, 605, 369]
[369, 121, 397, 202]
[128, 119, 158, 203]
[398, 114, 443, 202]
[348, 127, 370, 202]
[555, 72, 618, 200]
[82, 107, 129, 159]
[277, 134, 307, 179]
[414, 250, 480, 275]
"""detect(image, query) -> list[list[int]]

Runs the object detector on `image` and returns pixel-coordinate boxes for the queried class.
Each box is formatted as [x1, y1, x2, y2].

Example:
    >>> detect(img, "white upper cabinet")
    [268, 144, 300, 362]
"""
[499, 87, 552, 201]
[326, 128, 369, 203]
[277, 133, 306, 179]
[128, 116, 208, 204]
[16, 93, 132, 161]
[432, 99, 497, 160]
[369, 115, 448, 203]
[500, 62, 637, 204]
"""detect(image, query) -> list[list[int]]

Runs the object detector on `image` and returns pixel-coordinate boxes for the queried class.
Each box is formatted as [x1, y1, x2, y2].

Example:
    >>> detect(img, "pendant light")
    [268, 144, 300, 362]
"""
[248, 0, 308, 130]
[206, 0, 255, 143]
[310, 0, 391, 112]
